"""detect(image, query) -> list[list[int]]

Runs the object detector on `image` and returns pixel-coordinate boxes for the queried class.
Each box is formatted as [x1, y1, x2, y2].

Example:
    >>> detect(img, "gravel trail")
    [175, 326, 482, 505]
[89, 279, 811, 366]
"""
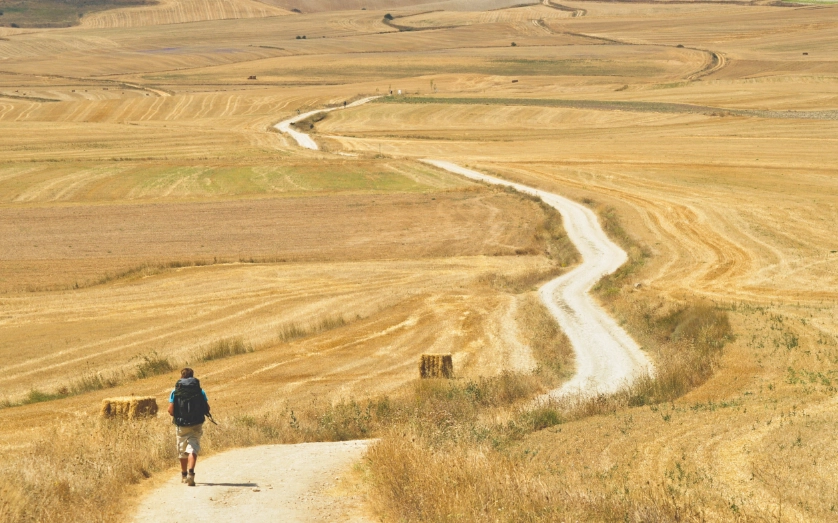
[423, 160, 654, 399]
[274, 97, 379, 150]
[133, 440, 373, 523]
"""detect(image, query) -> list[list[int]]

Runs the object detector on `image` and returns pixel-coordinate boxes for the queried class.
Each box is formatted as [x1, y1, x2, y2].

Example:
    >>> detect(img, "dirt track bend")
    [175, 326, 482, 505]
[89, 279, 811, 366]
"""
[280, 98, 655, 399]
[132, 99, 656, 522]
[423, 161, 654, 399]
[274, 97, 379, 150]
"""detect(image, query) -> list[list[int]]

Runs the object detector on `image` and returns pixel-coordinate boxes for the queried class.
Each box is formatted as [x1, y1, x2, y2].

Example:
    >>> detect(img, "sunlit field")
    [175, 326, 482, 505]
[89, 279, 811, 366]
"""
[1, 0, 837, 521]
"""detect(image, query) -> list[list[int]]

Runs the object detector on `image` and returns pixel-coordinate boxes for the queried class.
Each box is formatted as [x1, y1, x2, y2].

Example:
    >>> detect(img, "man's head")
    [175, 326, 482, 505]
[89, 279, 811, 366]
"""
[181, 368, 194, 379]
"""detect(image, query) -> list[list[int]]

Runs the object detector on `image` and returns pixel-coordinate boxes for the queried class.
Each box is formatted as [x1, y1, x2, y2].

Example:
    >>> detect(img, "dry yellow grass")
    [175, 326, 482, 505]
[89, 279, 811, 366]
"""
[0, 1, 837, 521]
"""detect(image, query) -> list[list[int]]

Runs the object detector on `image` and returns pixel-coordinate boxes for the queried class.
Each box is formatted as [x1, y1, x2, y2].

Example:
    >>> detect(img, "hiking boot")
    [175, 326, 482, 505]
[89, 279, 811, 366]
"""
[186, 473, 195, 486]
[181, 475, 188, 484]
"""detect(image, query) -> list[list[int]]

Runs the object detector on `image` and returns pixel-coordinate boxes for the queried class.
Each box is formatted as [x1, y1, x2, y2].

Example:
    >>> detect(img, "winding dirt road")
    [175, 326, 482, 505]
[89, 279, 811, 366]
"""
[280, 99, 654, 399]
[133, 99, 654, 522]
[423, 160, 653, 399]
[274, 97, 379, 151]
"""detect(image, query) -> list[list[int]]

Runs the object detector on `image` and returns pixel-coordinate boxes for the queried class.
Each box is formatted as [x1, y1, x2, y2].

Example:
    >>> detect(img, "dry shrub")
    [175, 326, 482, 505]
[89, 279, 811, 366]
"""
[535, 200, 578, 268]
[135, 351, 174, 379]
[291, 111, 327, 132]
[197, 337, 252, 362]
[277, 315, 347, 343]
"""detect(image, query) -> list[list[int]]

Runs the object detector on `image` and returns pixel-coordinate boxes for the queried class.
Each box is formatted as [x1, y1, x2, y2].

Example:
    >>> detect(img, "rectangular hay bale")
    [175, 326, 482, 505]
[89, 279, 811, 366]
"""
[101, 396, 158, 420]
[419, 353, 453, 379]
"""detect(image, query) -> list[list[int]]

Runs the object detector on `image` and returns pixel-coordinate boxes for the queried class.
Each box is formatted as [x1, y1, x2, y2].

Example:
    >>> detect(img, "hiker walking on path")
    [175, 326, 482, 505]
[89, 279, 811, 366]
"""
[167, 368, 210, 487]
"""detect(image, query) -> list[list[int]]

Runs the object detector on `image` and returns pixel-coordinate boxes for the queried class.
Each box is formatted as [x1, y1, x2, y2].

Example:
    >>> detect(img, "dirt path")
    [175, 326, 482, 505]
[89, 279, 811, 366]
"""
[423, 161, 654, 399]
[133, 440, 373, 523]
[133, 97, 655, 522]
[274, 97, 378, 151]
[278, 99, 654, 394]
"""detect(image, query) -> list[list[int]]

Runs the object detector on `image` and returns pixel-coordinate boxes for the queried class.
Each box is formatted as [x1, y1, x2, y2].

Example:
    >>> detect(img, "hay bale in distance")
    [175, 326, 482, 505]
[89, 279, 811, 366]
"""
[419, 354, 453, 379]
[101, 396, 158, 419]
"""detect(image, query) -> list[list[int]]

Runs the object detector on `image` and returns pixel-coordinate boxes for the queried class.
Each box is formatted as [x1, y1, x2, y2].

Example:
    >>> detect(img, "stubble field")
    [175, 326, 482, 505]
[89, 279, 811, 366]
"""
[1, 0, 838, 521]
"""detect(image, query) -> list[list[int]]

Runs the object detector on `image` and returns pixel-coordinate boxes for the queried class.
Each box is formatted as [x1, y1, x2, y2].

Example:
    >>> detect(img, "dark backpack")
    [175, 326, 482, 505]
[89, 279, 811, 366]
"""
[173, 377, 208, 427]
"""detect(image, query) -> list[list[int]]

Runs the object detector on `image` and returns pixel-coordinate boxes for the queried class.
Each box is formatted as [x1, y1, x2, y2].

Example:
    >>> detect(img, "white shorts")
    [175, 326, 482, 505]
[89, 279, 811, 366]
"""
[176, 423, 203, 459]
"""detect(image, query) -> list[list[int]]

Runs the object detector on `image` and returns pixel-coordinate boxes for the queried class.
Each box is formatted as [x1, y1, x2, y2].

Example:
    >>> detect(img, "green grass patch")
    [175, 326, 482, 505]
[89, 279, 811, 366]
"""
[21, 389, 65, 404]
[0, 160, 469, 203]
[277, 315, 348, 343]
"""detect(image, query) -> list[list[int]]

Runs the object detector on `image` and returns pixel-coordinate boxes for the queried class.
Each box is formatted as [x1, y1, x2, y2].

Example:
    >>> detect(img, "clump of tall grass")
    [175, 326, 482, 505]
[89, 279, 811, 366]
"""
[135, 351, 175, 379]
[67, 371, 123, 395]
[590, 204, 651, 297]
[197, 337, 253, 362]
[277, 315, 347, 343]
[498, 184, 580, 267]
[518, 295, 574, 382]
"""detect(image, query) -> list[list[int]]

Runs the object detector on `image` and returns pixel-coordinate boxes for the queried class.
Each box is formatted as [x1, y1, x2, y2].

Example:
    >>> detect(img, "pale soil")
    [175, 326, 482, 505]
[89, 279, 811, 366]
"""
[132, 440, 373, 523]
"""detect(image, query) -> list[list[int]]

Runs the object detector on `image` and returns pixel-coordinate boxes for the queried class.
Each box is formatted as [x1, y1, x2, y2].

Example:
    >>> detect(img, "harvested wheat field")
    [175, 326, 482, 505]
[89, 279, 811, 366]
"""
[0, 0, 837, 521]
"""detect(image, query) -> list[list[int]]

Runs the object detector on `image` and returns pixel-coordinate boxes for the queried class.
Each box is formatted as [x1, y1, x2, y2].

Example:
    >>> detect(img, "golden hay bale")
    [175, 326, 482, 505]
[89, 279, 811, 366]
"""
[419, 354, 454, 379]
[100, 396, 158, 420]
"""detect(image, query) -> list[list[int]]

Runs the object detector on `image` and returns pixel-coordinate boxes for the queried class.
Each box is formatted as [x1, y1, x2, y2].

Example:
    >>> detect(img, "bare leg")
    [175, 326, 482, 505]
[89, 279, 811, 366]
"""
[180, 458, 188, 473]
[187, 453, 198, 471]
